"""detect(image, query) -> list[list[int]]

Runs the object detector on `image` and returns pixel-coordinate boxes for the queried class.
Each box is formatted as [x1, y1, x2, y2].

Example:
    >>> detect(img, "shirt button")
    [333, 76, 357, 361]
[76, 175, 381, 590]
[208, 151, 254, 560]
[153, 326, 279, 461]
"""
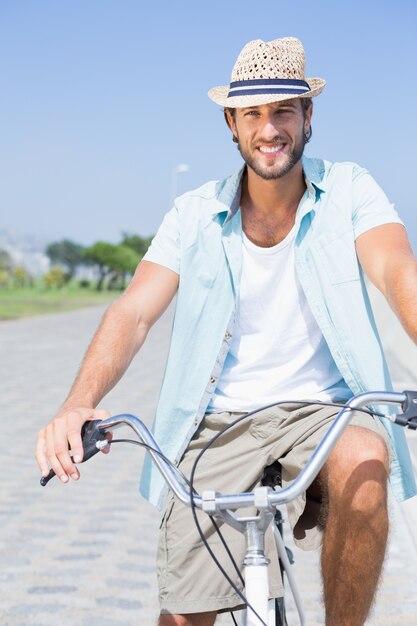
[210, 376, 216, 384]
[224, 332, 232, 340]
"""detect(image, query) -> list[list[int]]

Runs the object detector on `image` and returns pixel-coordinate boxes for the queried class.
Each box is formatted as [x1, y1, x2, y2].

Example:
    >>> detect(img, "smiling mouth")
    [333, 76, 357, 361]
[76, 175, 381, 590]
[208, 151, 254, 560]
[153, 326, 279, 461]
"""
[257, 144, 285, 156]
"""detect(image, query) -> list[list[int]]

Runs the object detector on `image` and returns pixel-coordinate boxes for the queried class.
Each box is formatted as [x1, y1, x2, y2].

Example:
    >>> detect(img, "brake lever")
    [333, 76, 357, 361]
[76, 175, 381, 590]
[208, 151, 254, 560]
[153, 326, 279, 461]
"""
[40, 420, 108, 486]
[394, 390, 417, 429]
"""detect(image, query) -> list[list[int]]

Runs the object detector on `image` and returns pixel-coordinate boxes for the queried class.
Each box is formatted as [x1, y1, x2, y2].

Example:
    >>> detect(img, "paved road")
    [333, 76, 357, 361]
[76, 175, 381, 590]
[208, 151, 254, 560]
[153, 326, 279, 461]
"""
[0, 304, 416, 625]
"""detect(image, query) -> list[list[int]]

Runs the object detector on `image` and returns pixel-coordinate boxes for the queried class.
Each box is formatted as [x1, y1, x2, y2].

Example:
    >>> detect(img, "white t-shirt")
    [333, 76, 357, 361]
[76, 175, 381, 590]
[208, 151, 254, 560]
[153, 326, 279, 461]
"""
[208, 225, 351, 412]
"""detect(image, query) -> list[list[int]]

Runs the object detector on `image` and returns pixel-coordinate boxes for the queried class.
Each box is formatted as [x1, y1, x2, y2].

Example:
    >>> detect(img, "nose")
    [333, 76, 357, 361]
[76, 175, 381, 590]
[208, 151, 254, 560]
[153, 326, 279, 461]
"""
[261, 115, 280, 141]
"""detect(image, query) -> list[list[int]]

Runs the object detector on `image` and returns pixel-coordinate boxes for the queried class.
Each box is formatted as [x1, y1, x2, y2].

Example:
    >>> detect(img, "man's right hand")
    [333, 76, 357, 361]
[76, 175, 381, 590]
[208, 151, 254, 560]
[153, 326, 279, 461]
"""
[35, 407, 110, 483]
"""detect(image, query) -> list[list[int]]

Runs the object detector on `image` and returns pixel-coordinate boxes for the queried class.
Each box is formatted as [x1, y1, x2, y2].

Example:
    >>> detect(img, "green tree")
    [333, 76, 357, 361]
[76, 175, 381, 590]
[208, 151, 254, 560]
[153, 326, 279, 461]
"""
[121, 233, 153, 257]
[83, 242, 140, 290]
[12, 266, 30, 287]
[0, 269, 9, 287]
[43, 266, 67, 289]
[0, 249, 12, 286]
[46, 239, 85, 278]
[0, 248, 12, 272]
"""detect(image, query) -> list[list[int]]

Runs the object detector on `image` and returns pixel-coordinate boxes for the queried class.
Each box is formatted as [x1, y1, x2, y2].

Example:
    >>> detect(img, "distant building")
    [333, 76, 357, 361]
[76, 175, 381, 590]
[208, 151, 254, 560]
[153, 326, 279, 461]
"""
[0, 229, 50, 276]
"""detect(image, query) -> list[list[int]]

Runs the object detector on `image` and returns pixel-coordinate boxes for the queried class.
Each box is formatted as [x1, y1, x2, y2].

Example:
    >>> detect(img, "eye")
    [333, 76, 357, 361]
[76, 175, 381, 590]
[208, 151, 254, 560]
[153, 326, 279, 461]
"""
[244, 109, 260, 117]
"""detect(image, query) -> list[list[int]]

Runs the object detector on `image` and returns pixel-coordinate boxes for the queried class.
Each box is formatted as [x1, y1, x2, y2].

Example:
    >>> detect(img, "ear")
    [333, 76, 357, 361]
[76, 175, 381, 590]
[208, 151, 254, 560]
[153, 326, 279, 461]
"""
[225, 109, 238, 141]
[304, 101, 313, 134]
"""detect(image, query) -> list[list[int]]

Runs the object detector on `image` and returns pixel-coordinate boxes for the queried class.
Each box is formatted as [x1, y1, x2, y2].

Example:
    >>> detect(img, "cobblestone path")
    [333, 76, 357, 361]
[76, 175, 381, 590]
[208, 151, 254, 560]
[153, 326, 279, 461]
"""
[1, 306, 416, 625]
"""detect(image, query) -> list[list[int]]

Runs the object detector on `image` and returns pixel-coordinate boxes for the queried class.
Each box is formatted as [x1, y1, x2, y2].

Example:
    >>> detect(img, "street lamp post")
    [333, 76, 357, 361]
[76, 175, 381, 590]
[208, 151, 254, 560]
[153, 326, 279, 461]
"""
[170, 163, 190, 207]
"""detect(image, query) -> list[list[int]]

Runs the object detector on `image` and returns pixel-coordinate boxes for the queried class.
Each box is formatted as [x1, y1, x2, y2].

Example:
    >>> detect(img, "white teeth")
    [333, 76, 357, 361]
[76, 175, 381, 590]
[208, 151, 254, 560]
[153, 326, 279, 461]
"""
[259, 144, 284, 153]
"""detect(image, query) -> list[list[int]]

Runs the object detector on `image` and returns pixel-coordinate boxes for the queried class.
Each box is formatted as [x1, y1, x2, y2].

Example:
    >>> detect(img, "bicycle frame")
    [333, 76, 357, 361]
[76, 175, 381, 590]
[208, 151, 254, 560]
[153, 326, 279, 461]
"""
[97, 391, 409, 626]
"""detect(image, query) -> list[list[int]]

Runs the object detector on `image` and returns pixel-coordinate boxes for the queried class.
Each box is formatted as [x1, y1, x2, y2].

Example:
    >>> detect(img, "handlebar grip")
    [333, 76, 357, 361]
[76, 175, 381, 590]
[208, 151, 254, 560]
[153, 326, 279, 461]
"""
[80, 419, 107, 461]
[40, 419, 107, 487]
[394, 390, 417, 429]
[40, 469, 56, 486]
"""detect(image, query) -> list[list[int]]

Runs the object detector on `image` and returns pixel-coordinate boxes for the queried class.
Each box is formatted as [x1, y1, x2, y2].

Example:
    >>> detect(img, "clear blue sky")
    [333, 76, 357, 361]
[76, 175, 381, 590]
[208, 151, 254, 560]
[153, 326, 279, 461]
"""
[1, 0, 416, 250]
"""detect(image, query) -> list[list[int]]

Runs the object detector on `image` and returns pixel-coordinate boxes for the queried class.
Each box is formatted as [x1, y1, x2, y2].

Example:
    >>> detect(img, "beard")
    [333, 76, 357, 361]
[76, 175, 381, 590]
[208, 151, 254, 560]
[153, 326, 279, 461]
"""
[237, 134, 306, 180]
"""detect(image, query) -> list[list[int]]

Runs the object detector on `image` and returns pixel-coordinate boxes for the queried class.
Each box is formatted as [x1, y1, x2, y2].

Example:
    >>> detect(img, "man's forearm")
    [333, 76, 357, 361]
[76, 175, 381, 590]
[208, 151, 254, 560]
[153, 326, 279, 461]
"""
[62, 298, 148, 410]
[385, 255, 417, 344]
[35, 260, 178, 481]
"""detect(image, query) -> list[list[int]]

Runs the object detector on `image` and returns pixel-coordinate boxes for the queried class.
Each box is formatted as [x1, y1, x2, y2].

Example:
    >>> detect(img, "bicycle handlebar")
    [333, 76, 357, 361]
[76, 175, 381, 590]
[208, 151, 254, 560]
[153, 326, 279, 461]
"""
[41, 390, 417, 512]
[96, 391, 416, 512]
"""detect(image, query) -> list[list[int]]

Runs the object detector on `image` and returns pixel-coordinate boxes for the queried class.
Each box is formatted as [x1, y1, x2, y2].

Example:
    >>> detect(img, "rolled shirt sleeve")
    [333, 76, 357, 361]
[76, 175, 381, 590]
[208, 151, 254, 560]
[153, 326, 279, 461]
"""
[143, 206, 180, 274]
[352, 166, 404, 240]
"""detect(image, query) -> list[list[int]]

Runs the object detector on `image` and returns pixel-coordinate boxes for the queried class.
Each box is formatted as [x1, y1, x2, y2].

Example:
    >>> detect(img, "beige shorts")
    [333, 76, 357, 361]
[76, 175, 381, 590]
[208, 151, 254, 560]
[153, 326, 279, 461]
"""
[157, 403, 392, 615]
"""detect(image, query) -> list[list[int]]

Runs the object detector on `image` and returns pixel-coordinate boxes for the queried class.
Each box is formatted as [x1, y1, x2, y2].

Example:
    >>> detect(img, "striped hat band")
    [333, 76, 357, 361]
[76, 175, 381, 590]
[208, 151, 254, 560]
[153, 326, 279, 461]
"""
[227, 78, 311, 98]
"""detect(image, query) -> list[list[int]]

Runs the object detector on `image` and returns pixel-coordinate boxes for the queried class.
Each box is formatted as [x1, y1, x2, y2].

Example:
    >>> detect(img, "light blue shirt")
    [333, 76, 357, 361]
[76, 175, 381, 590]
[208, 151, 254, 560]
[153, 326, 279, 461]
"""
[140, 157, 417, 509]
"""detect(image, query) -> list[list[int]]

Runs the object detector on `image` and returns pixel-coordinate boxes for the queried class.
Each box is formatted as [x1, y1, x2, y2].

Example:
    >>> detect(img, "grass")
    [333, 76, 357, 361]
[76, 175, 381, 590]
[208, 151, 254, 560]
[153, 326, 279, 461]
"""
[0, 283, 117, 320]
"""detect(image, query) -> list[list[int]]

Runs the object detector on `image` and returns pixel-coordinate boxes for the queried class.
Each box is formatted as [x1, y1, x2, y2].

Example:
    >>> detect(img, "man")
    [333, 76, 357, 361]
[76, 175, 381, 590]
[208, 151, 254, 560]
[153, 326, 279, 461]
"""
[36, 37, 417, 626]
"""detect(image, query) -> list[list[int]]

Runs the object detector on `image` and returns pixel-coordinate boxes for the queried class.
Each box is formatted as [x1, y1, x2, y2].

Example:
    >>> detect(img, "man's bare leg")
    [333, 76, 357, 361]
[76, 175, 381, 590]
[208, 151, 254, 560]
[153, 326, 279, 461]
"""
[159, 611, 217, 626]
[320, 425, 389, 626]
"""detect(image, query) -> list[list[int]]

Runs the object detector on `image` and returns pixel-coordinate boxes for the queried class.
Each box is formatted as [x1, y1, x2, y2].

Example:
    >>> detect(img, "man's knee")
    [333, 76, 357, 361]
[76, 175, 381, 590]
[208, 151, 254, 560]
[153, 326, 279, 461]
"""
[322, 426, 389, 511]
[328, 425, 389, 474]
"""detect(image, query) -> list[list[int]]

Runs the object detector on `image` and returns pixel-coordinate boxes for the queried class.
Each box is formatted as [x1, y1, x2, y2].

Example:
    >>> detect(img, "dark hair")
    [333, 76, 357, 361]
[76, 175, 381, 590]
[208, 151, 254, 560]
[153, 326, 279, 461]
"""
[300, 97, 312, 115]
[223, 98, 313, 143]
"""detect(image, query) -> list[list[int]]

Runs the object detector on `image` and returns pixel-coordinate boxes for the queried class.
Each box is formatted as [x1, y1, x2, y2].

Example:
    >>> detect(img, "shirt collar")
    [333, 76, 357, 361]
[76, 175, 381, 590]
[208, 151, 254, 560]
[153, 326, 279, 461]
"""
[214, 157, 327, 219]
[302, 156, 327, 199]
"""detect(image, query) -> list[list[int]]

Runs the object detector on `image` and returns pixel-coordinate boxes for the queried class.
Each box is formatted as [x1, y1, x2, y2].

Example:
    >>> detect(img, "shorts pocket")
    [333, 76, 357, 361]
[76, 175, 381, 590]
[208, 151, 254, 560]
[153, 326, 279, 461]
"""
[249, 408, 285, 440]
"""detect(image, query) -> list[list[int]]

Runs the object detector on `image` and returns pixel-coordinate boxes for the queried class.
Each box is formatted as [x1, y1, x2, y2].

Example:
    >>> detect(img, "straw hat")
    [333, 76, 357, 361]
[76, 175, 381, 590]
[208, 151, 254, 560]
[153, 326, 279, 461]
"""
[208, 37, 325, 108]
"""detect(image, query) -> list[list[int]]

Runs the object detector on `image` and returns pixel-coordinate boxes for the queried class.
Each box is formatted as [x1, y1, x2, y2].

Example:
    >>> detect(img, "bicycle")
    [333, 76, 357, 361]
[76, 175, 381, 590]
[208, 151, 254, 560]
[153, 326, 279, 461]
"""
[40, 390, 417, 625]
